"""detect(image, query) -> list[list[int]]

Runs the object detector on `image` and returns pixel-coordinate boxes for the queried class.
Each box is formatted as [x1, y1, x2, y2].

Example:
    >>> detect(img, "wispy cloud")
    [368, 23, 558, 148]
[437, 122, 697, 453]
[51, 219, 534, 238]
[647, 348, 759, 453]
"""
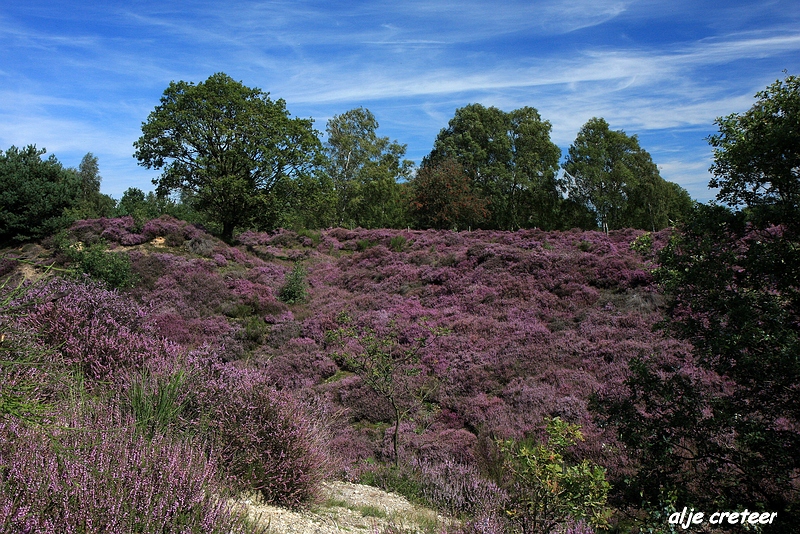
[0, 1, 798, 202]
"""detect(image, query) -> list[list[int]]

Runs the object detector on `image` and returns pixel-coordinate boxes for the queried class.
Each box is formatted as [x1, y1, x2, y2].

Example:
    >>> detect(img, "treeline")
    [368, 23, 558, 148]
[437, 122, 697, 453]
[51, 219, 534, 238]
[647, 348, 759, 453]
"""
[1, 72, 692, 244]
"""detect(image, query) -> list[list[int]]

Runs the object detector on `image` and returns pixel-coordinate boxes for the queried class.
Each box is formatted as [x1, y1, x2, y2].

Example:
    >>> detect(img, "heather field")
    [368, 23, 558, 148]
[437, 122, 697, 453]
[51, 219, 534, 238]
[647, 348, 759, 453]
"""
[0, 216, 741, 532]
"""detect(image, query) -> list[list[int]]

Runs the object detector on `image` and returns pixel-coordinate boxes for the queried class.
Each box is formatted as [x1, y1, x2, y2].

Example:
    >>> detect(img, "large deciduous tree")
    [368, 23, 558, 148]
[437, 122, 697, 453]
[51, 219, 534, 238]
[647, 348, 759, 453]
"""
[0, 145, 81, 244]
[133, 73, 322, 241]
[563, 117, 689, 233]
[709, 74, 800, 231]
[408, 158, 489, 230]
[424, 104, 562, 230]
[594, 75, 799, 533]
[68, 153, 116, 219]
[323, 107, 412, 229]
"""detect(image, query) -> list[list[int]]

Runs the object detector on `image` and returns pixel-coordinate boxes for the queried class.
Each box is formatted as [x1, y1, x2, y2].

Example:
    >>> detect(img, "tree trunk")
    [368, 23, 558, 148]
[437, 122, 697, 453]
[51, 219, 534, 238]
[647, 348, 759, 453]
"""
[391, 399, 401, 467]
[221, 221, 234, 243]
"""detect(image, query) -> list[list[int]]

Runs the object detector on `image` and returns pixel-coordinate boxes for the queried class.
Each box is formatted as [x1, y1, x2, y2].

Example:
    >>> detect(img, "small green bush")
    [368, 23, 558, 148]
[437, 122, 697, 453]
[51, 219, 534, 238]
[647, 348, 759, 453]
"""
[297, 228, 320, 246]
[629, 231, 653, 255]
[278, 263, 307, 304]
[389, 235, 407, 252]
[125, 369, 188, 439]
[69, 241, 135, 289]
[497, 417, 611, 533]
[357, 239, 377, 251]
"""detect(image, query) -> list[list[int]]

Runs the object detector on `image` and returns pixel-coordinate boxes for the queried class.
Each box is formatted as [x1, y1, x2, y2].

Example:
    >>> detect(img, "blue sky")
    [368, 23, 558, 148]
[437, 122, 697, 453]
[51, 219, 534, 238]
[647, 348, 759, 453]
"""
[2, 1, 799, 203]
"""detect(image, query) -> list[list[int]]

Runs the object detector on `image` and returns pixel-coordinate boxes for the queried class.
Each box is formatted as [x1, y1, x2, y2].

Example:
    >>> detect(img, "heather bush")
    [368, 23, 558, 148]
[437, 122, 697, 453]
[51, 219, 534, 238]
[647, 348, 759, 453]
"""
[0, 401, 250, 533]
[260, 338, 338, 389]
[415, 459, 506, 518]
[192, 364, 333, 508]
[141, 214, 206, 242]
[447, 513, 507, 534]
[18, 277, 159, 383]
[0, 275, 60, 421]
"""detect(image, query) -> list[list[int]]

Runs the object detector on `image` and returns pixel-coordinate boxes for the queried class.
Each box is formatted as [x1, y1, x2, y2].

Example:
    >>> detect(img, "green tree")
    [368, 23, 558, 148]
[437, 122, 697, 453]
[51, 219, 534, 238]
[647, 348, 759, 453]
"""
[594, 75, 800, 533]
[115, 187, 201, 227]
[564, 118, 690, 232]
[497, 418, 610, 534]
[0, 145, 81, 244]
[115, 187, 154, 223]
[77, 152, 101, 198]
[709, 74, 800, 231]
[323, 108, 412, 228]
[425, 104, 562, 230]
[326, 313, 433, 467]
[564, 118, 636, 232]
[408, 158, 489, 229]
[67, 153, 116, 220]
[134, 72, 322, 241]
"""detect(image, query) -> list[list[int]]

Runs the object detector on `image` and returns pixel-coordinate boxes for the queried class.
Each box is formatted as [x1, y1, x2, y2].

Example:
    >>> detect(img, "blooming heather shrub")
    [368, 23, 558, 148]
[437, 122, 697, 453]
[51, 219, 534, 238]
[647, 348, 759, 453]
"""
[141, 215, 206, 242]
[193, 365, 333, 508]
[18, 278, 161, 383]
[228, 277, 285, 317]
[388, 425, 478, 466]
[149, 257, 231, 317]
[416, 459, 506, 518]
[446, 513, 507, 534]
[128, 251, 167, 290]
[0, 276, 62, 421]
[260, 338, 337, 389]
[0, 258, 15, 279]
[335, 375, 395, 423]
[213, 253, 228, 266]
[0, 402, 248, 533]
[65, 216, 149, 246]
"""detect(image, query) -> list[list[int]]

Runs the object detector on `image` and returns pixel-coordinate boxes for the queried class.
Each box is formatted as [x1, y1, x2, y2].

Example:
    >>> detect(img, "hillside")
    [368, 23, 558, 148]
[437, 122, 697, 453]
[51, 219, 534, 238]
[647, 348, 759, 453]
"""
[0, 216, 681, 533]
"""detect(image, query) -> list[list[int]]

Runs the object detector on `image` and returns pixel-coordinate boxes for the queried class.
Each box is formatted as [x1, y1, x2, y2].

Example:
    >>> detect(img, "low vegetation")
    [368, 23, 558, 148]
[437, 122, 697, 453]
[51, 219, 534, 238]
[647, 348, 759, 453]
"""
[0, 75, 796, 533]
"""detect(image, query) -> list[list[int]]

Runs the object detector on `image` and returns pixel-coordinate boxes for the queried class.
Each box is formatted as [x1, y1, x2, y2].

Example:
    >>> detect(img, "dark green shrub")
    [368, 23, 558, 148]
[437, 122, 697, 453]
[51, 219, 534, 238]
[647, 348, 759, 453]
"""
[278, 263, 307, 304]
[0, 145, 82, 244]
[389, 235, 407, 252]
[71, 241, 135, 289]
[357, 239, 377, 251]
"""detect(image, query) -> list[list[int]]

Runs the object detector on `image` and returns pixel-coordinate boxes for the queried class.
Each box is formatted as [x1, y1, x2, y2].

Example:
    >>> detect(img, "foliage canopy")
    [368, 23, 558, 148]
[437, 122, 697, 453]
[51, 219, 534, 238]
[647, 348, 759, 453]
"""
[323, 107, 412, 229]
[0, 145, 82, 244]
[425, 104, 562, 230]
[134, 72, 322, 240]
[595, 74, 800, 533]
[709, 74, 800, 229]
[564, 117, 692, 233]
